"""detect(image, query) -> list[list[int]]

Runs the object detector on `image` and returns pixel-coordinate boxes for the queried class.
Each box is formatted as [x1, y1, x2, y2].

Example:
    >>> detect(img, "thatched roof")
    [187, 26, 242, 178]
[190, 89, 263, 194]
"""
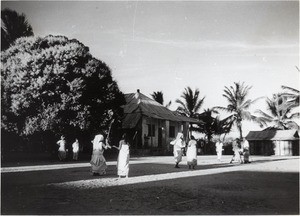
[122, 91, 200, 129]
[246, 129, 299, 141]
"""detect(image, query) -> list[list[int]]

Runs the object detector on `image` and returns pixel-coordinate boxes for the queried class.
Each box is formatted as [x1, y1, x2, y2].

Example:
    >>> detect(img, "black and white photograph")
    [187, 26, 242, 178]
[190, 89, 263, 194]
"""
[1, 0, 299, 215]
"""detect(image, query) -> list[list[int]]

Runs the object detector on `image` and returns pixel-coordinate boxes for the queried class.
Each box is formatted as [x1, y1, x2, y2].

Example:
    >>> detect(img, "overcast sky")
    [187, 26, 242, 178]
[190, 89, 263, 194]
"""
[2, 0, 299, 136]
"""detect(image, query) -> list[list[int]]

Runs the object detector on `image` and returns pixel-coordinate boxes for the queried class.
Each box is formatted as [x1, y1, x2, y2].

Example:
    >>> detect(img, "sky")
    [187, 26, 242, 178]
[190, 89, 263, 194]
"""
[2, 0, 299, 137]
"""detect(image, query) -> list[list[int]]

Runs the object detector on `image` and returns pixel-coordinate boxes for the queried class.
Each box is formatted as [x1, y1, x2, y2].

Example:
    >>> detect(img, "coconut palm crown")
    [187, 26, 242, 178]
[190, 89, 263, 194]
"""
[175, 87, 205, 118]
[151, 91, 171, 108]
[280, 85, 299, 109]
[1, 8, 34, 51]
[214, 82, 262, 139]
[255, 94, 299, 130]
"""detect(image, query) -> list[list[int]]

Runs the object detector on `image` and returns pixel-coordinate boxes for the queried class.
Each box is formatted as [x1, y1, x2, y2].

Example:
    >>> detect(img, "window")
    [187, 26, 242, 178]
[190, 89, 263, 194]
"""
[147, 124, 155, 137]
[169, 126, 175, 138]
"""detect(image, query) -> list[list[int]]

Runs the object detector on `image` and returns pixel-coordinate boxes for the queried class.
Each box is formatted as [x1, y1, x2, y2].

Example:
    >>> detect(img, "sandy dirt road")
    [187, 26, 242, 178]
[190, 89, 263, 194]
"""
[1, 155, 299, 215]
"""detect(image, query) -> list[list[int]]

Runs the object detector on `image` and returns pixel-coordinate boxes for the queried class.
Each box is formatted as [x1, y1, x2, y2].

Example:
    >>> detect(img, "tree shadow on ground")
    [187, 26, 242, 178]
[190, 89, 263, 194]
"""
[2, 169, 299, 215]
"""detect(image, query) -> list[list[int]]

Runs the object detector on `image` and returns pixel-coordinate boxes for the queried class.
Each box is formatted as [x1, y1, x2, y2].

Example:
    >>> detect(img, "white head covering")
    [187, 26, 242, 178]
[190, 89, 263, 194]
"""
[93, 134, 104, 150]
[170, 132, 185, 147]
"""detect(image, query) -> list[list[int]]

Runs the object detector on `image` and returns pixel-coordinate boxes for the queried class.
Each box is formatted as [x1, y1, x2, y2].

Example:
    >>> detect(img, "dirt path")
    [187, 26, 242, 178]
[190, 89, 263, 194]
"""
[1, 156, 299, 215]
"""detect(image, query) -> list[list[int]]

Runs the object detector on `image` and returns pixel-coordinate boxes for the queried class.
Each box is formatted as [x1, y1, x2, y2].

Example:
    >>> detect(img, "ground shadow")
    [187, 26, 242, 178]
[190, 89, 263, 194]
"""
[1, 169, 299, 215]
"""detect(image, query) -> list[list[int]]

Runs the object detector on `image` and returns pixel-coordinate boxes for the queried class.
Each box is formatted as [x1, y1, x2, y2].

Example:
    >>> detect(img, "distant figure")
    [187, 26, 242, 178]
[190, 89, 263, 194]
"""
[114, 133, 130, 178]
[56, 135, 66, 161]
[90, 134, 108, 176]
[230, 138, 242, 164]
[170, 132, 186, 168]
[186, 135, 197, 169]
[242, 138, 250, 163]
[215, 139, 224, 161]
[72, 139, 79, 161]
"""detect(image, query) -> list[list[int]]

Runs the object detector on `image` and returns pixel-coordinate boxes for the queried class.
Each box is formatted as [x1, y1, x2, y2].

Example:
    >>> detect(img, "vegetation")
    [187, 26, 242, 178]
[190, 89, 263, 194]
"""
[1, 8, 34, 51]
[151, 91, 171, 108]
[280, 85, 299, 109]
[255, 94, 299, 130]
[1, 35, 125, 150]
[193, 108, 234, 153]
[214, 82, 262, 139]
[175, 87, 205, 118]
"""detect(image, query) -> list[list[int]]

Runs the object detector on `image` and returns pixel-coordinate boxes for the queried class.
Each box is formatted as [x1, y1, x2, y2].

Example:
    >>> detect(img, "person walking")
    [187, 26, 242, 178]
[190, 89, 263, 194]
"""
[72, 138, 80, 161]
[215, 139, 224, 162]
[170, 132, 186, 168]
[186, 135, 197, 169]
[114, 133, 130, 178]
[90, 133, 109, 176]
[56, 135, 66, 161]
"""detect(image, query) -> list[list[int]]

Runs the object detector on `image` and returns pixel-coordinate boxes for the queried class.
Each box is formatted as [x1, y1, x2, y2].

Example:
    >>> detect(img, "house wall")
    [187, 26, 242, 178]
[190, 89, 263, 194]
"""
[249, 140, 295, 156]
[141, 116, 189, 151]
[274, 140, 293, 156]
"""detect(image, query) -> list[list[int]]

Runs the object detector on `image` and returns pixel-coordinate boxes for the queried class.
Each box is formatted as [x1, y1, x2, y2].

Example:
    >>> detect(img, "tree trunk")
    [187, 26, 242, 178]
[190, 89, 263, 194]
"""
[237, 120, 243, 140]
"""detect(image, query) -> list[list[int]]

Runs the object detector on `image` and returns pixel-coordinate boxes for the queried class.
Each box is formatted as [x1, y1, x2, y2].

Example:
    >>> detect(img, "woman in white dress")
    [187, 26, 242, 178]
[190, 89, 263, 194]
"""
[115, 133, 130, 178]
[230, 138, 242, 163]
[90, 134, 108, 176]
[56, 135, 66, 161]
[170, 132, 186, 168]
[186, 135, 197, 169]
[215, 139, 224, 162]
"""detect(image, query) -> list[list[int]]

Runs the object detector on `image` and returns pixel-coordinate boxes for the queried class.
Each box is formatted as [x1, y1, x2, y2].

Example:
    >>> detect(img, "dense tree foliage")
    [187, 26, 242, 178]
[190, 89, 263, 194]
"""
[1, 8, 34, 51]
[195, 109, 233, 140]
[1, 35, 125, 142]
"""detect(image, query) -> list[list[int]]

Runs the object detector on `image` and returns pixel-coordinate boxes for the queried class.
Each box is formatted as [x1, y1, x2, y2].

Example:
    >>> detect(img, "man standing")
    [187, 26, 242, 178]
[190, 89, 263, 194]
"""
[72, 139, 80, 161]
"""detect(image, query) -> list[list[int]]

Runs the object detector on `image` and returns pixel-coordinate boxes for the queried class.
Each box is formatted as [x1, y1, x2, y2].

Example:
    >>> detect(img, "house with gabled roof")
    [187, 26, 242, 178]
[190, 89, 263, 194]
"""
[245, 128, 299, 156]
[121, 89, 200, 154]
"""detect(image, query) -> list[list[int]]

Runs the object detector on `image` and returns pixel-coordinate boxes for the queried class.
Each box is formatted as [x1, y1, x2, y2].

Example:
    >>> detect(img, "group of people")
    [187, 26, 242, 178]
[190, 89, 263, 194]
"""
[170, 132, 251, 169]
[229, 138, 250, 164]
[56, 136, 80, 161]
[90, 133, 130, 178]
[170, 132, 198, 169]
[57, 131, 251, 178]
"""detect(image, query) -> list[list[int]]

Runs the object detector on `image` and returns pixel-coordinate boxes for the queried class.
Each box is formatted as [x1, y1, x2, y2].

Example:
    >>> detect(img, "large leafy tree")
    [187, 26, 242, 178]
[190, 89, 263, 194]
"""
[1, 35, 125, 141]
[1, 8, 34, 51]
[151, 91, 171, 108]
[175, 87, 205, 118]
[215, 82, 261, 139]
[255, 94, 299, 130]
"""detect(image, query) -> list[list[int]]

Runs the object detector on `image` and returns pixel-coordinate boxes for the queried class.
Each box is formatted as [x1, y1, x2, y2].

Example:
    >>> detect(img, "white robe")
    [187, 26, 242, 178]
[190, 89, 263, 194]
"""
[171, 133, 186, 163]
[117, 140, 130, 176]
[187, 140, 197, 166]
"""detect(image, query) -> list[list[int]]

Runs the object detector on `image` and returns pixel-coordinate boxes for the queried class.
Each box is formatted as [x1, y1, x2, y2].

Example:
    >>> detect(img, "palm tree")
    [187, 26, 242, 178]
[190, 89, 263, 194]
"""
[280, 86, 299, 109]
[196, 109, 234, 141]
[193, 108, 234, 154]
[255, 95, 299, 129]
[1, 9, 34, 51]
[151, 91, 171, 108]
[175, 87, 205, 118]
[214, 82, 261, 139]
